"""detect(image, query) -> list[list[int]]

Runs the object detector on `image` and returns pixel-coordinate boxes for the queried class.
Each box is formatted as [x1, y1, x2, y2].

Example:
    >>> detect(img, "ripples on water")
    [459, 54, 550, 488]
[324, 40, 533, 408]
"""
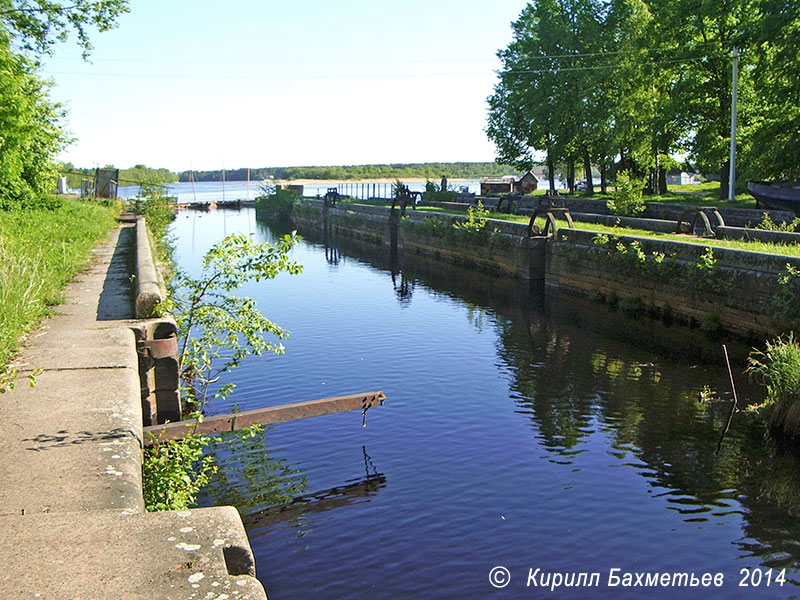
[173, 208, 800, 599]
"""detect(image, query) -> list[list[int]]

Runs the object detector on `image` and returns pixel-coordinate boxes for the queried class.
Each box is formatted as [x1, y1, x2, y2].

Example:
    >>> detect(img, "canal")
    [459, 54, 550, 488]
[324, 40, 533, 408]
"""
[170, 207, 800, 599]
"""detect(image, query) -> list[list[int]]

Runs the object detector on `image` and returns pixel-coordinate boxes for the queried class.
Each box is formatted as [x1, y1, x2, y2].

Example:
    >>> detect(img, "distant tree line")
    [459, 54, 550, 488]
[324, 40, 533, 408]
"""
[487, 0, 800, 197]
[60, 163, 179, 189]
[180, 162, 521, 182]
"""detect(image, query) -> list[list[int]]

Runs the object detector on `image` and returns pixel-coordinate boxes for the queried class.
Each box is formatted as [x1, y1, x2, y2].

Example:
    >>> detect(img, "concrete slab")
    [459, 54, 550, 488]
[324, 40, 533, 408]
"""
[0, 507, 266, 599]
[0, 364, 144, 516]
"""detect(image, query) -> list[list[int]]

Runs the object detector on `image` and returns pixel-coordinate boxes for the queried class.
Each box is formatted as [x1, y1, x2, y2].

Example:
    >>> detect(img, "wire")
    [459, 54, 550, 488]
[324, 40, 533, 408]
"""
[502, 55, 707, 75]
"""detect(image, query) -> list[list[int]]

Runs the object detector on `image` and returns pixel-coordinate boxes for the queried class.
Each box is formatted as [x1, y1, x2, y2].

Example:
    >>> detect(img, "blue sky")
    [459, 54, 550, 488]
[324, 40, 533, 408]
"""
[39, 1, 527, 172]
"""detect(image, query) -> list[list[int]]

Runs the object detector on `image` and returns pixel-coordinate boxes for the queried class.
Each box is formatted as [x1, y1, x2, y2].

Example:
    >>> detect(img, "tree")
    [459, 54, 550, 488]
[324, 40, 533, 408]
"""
[0, 1, 128, 209]
[168, 233, 303, 408]
[487, 0, 622, 194]
[0, 32, 68, 208]
[0, 0, 128, 58]
[745, 0, 800, 182]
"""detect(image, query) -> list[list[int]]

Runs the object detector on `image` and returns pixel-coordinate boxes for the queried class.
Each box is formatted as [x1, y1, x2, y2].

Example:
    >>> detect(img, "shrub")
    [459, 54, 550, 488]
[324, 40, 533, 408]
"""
[607, 171, 645, 217]
[756, 212, 800, 232]
[422, 180, 457, 203]
[452, 200, 489, 240]
[143, 433, 216, 511]
[256, 187, 298, 221]
[746, 333, 800, 436]
[771, 264, 800, 327]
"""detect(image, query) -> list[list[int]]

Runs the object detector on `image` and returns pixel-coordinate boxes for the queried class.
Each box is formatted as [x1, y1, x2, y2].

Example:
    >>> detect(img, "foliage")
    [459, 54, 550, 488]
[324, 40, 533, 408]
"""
[591, 235, 731, 295]
[0, 197, 117, 366]
[452, 201, 489, 239]
[687, 247, 731, 295]
[163, 233, 302, 409]
[0, 1, 127, 209]
[0, 33, 68, 210]
[131, 184, 174, 263]
[755, 212, 800, 232]
[770, 264, 800, 327]
[256, 187, 298, 222]
[59, 163, 179, 190]
[487, 0, 800, 196]
[391, 179, 405, 198]
[0, 0, 129, 58]
[422, 180, 457, 203]
[143, 433, 216, 511]
[607, 171, 646, 217]
[746, 333, 800, 436]
[180, 162, 521, 183]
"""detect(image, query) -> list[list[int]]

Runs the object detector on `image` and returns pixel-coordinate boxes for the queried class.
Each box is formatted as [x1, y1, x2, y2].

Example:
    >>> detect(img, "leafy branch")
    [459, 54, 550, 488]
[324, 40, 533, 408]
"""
[162, 232, 302, 409]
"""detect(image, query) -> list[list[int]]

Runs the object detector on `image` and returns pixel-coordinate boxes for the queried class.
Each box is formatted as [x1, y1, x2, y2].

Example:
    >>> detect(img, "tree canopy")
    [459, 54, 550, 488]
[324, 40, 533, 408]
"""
[0, 0, 128, 57]
[487, 0, 800, 196]
[0, 1, 128, 209]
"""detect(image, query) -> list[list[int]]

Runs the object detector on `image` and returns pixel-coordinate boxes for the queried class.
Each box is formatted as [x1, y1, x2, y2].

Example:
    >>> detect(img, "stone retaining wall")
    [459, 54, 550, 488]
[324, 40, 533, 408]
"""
[283, 200, 799, 337]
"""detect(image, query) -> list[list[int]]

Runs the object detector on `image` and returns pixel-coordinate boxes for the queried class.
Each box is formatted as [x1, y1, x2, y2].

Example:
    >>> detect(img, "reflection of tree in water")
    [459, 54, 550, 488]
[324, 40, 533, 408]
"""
[493, 310, 800, 576]
[198, 431, 387, 544]
[199, 428, 308, 515]
[391, 270, 414, 305]
[286, 223, 800, 574]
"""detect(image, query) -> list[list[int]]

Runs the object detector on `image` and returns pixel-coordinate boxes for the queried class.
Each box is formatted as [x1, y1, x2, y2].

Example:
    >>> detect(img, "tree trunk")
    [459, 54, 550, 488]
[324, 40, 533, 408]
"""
[567, 157, 575, 193]
[583, 148, 594, 195]
[658, 166, 668, 195]
[600, 163, 607, 193]
[547, 150, 556, 192]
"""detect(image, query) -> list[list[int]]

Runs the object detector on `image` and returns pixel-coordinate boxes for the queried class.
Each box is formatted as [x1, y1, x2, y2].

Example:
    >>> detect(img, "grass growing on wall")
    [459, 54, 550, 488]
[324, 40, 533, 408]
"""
[415, 206, 800, 257]
[0, 197, 119, 367]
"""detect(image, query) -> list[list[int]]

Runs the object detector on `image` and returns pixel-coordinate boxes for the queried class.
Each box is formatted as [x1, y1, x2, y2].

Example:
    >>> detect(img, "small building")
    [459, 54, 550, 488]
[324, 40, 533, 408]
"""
[514, 169, 546, 194]
[480, 170, 547, 196]
[480, 176, 516, 196]
[667, 169, 701, 186]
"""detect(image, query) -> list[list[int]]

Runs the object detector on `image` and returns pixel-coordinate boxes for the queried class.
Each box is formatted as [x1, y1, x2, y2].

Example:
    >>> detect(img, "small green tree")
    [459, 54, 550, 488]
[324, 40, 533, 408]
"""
[165, 232, 303, 408]
[144, 232, 302, 511]
[607, 171, 646, 217]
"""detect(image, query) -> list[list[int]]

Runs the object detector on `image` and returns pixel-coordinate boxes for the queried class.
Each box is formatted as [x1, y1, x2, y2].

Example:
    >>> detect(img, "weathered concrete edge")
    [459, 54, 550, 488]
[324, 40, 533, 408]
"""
[135, 215, 164, 318]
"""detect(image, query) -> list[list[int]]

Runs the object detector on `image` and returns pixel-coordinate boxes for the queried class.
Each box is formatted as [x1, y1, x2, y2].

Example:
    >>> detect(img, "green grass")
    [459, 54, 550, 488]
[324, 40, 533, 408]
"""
[566, 181, 756, 209]
[413, 205, 800, 257]
[0, 197, 119, 367]
[552, 220, 800, 257]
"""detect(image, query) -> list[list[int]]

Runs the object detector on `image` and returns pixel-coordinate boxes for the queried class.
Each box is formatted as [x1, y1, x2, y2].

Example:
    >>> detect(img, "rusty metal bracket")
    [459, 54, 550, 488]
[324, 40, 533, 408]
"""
[137, 332, 178, 359]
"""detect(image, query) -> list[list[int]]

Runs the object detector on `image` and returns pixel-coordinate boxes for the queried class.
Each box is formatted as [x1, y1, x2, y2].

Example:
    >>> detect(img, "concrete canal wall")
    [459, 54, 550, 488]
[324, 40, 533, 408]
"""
[0, 216, 267, 599]
[284, 199, 799, 337]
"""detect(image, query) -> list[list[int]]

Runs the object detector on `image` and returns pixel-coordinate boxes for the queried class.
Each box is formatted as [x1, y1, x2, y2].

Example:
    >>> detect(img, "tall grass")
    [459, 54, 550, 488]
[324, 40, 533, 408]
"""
[747, 333, 800, 437]
[0, 198, 119, 366]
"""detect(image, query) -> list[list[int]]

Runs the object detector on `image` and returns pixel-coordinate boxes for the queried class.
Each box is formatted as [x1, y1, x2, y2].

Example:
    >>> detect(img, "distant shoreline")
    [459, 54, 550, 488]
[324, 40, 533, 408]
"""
[270, 177, 480, 185]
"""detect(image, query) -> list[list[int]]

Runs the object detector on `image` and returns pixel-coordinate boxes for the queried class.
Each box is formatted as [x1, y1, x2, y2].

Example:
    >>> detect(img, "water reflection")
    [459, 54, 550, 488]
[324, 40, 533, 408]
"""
[244, 446, 385, 539]
[171, 211, 800, 598]
[294, 224, 800, 582]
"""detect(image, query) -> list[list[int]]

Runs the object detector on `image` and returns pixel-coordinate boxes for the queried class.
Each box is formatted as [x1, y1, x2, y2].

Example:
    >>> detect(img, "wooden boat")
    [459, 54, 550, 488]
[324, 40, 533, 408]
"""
[747, 181, 800, 214]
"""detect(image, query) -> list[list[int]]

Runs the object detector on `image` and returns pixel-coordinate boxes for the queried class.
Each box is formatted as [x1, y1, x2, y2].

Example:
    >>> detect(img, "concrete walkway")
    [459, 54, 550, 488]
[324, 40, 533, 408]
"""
[0, 223, 267, 599]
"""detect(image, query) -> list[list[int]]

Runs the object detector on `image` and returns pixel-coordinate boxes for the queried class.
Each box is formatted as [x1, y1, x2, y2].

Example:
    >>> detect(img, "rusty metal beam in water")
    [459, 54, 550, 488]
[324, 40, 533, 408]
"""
[143, 391, 386, 444]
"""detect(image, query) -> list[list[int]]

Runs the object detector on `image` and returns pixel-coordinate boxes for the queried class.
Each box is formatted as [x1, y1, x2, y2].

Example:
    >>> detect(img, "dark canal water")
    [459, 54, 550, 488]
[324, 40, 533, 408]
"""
[171, 208, 800, 599]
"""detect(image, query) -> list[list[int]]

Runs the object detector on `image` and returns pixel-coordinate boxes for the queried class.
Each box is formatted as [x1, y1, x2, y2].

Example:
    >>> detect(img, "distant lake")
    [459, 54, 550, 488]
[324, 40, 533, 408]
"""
[117, 180, 482, 203]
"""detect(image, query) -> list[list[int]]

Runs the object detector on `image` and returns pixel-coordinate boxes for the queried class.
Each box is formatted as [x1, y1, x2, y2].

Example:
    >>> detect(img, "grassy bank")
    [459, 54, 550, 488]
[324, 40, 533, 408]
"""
[0, 197, 119, 367]
[407, 206, 800, 258]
